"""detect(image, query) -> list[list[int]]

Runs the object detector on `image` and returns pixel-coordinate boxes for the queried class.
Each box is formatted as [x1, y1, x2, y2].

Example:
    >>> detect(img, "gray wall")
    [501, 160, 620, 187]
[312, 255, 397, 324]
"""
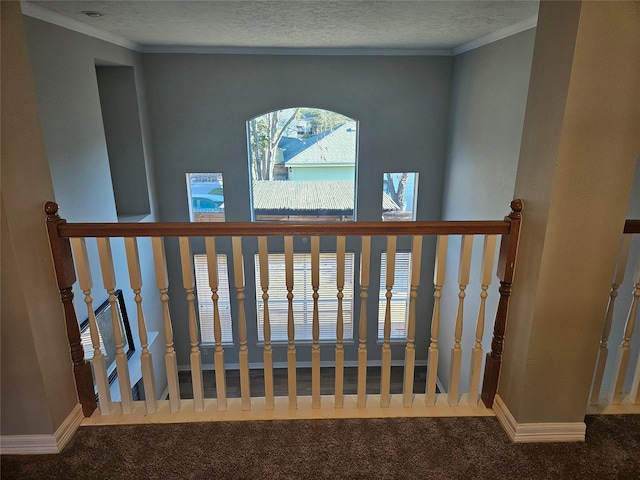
[438, 29, 536, 392]
[141, 53, 454, 366]
[96, 66, 151, 218]
[24, 17, 167, 400]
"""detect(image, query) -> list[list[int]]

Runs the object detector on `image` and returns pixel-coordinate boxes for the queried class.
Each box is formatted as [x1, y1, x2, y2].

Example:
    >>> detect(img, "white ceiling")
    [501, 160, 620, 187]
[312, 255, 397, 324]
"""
[22, 1, 539, 54]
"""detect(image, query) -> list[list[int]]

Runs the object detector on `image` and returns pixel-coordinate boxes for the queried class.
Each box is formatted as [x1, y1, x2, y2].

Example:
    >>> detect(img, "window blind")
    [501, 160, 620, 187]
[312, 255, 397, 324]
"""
[378, 251, 412, 339]
[194, 254, 233, 344]
[254, 253, 355, 341]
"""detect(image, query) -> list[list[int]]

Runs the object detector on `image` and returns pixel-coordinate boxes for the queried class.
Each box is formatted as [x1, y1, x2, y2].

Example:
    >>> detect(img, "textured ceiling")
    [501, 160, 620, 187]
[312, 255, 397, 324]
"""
[25, 1, 539, 52]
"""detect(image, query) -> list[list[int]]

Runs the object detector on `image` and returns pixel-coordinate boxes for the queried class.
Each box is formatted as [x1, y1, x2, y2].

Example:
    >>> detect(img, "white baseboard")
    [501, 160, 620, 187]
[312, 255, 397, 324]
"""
[493, 395, 586, 443]
[0, 403, 83, 454]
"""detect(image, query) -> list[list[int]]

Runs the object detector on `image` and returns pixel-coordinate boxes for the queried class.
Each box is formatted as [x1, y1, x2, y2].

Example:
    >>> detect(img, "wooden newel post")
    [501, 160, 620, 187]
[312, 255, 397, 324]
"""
[481, 199, 523, 408]
[44, 202, 97, 417]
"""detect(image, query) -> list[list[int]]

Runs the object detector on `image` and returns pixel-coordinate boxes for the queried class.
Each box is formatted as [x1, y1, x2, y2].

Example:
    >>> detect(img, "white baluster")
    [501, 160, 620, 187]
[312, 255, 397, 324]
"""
[381, 235, 396, 408]
[124, 237, 157, 414]
[71, 238, 112, 415]
[258, 236, 274, 410]
[232, 236, 251, 411]
[591, 235, 632, 405]
[179, 237, 204, 412]
[357, 236, 371, 408]
[610, 253, 640, 404]
[426, 235, 448, 406]
[311, 236, 321, 409]
[151, 237, 180, 413]
[97, 238, 133, 414]
[205, 237, 227, 411]
[448, 235, 473, 406]
[403, 235, 422, 407]
[284, 236, 297, 410]
[468, 235, 497, 406]
[335, 236, 346, 408]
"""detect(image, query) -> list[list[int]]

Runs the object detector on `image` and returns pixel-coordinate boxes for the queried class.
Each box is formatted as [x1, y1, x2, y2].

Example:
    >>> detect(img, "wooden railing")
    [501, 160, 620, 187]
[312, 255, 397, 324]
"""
[589, 220, 640, 411]
[45, 200, 522, 420]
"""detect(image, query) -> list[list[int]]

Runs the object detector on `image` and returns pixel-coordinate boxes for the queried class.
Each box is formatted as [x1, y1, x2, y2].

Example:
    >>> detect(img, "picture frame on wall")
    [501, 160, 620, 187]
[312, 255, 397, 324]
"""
[79, 289, 135, 385]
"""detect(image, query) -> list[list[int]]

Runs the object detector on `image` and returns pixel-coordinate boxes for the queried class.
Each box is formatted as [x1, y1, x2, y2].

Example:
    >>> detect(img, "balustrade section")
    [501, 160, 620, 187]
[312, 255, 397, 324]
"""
[45, 200, 522, 422]
[589, 221, 640, 413]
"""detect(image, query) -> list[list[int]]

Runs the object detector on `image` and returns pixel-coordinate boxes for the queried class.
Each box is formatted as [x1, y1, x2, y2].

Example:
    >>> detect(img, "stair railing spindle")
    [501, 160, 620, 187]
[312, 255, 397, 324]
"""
[71, 237, 112, 415]
[179, 237, 205, 412]
[426, 235, 448, 406]
[335, 236, 346, 408]
[357, 236, 371, 408]
[258, 236, 274, 410]
[467, 235, 497, 406]
[402, 235, 422, 407]
[205, 237, 227, 411]
[124, 237, 157, 414]
[151, 237, 181, 412]
[97, 237, 133, 414]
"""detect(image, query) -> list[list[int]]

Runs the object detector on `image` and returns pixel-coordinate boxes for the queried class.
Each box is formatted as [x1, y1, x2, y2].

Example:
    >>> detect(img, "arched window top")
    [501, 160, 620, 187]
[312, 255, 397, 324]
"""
[247, 107, 359, 222]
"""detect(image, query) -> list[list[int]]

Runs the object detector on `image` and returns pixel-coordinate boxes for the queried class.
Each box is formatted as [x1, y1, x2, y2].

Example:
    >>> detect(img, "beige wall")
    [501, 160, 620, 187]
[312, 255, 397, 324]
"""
[500, 0, 640, 424]
[1, 1, 79, 435]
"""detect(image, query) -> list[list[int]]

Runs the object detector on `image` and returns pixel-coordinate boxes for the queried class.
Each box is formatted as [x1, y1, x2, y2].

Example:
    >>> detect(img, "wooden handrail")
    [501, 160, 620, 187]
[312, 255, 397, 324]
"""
[56, 220, 512, 238]
[624, 220, 640, 234]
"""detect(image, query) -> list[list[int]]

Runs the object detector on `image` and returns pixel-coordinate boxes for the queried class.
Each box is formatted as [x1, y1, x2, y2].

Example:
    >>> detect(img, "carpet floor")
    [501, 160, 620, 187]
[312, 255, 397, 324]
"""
[2, 415, 639, 479]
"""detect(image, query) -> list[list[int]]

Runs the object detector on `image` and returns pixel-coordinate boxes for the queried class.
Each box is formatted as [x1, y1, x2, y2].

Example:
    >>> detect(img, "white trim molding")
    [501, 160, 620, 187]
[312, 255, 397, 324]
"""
[493, 395, 586, 443]
[0, 404, 84, 454]
[453, 15, 538, 55]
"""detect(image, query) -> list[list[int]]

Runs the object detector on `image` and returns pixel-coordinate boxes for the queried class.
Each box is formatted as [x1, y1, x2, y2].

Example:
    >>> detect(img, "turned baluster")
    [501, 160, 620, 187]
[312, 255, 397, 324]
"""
[403, 235, 422, 407]
[151, 237, 181, 412]
[426, 235, 448, 406]
[258, 237, 274, 410]
[206, 237, 227, 411]
[590, 235, 632, 405]
[380, 235, 396, 407]
[284, 236, 297, 409]
[467, 235, 497, 406]
[179, 237, 204, 412]
[71, 237, 112, 415]
[448, 235, 473, 407]
[123, 237, 157, 414]
[310, 236, 321, 409]
[97, 237, 133, 414]
[357, 236, 371, 408]
[335, 236, 346, 408]
[232, 236, 251, 410]
[609, 253, 640, 404]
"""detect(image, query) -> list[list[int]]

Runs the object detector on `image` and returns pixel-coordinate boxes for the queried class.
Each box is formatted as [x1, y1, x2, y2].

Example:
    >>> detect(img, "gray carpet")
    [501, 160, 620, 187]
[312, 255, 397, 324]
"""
[2, 415, 639, 479]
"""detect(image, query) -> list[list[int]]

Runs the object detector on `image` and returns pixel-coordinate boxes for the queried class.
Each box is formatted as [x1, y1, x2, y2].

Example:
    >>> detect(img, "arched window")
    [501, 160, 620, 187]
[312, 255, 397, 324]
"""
[247, 107, 358, 222]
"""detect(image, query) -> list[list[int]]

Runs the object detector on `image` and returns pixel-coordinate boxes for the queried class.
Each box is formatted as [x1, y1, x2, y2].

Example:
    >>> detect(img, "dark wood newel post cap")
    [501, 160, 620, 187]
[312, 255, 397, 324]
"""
[510, 199, 523, 214]
[44, 201, 59, 216]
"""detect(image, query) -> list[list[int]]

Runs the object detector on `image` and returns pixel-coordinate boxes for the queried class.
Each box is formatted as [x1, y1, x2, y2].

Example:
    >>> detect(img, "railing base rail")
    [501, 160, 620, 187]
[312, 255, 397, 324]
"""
[81, 394, 495, 426]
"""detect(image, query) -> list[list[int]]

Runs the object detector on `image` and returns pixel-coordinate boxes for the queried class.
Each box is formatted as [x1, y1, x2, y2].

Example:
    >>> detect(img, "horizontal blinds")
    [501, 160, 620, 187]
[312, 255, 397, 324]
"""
[378, 251, 411, 339]
[194, 254, 233, 344]
[255, 253, 355, 341]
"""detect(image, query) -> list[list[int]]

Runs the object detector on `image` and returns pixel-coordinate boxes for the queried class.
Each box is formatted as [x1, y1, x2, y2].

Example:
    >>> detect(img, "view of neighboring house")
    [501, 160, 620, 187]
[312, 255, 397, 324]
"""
[276, 121, 358, 182]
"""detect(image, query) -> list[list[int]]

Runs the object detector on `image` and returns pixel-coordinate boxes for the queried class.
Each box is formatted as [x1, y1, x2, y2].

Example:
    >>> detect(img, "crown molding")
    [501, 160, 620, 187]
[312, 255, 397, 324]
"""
[20, 1, 143, 52]
[141, 45, 454, 56]
[453, 15, 538, 56]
